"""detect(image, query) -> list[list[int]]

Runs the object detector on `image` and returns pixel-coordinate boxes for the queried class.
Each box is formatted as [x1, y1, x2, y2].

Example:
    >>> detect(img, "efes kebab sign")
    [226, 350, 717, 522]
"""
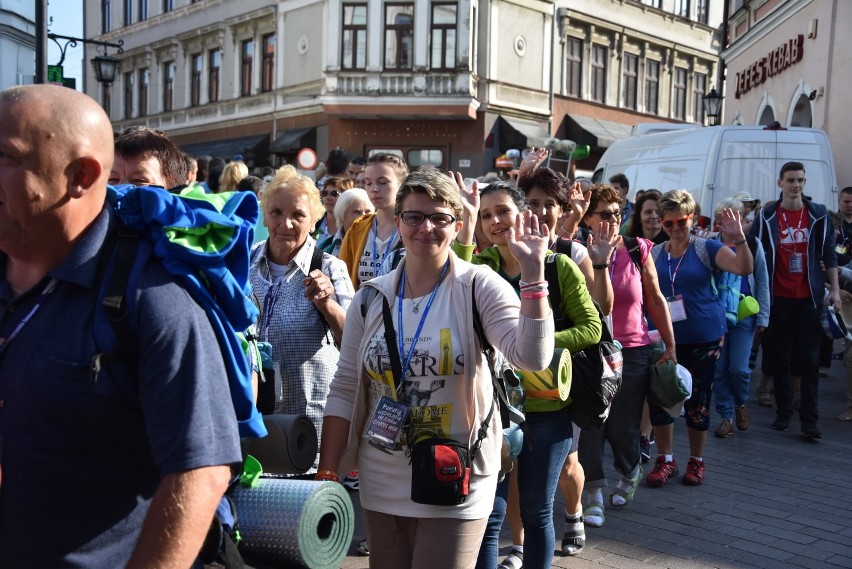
[735, 35, 804, 99]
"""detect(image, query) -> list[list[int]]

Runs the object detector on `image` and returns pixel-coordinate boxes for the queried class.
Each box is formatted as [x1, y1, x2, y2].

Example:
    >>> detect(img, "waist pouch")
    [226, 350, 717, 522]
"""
[410, 438, 471, 506]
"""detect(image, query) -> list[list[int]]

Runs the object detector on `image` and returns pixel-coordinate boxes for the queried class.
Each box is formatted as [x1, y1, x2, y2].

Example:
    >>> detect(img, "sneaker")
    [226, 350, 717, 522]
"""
[771, 415, 790, 431]
[682, 458, 705, 486]
[639, 436, 651, 463]
[801, 423, 822, 439]
[645, 456, 679, 487]
[498, 548, 523, 569]
[356, 538, 369, 556]
[342, 470, 360, 491]
[735, 405, 750, 431]
[714, 419, 734, 438]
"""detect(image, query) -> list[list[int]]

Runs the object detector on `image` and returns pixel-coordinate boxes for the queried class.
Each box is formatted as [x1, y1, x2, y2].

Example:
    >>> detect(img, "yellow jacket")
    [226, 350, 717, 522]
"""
[338, 213, 376, 290]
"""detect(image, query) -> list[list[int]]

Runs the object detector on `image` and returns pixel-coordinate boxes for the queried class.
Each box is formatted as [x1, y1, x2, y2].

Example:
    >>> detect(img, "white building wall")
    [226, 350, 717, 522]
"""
[0, 0, 36, 88]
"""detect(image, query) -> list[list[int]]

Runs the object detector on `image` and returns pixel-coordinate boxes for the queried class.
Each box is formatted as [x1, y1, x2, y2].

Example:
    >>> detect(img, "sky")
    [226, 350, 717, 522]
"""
[46, 0, 85, 90]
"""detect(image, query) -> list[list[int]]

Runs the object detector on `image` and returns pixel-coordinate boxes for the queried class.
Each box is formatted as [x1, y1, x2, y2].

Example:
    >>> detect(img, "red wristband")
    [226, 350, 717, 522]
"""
[520, 290, 548, 300]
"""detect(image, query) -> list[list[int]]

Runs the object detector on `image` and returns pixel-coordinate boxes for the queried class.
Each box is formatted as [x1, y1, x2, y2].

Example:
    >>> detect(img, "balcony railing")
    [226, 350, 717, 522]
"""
[329, 71, 473, 97]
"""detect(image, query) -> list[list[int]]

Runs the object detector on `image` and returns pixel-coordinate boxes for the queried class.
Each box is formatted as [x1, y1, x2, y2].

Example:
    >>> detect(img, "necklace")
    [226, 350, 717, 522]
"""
[405, 276, 426, 313]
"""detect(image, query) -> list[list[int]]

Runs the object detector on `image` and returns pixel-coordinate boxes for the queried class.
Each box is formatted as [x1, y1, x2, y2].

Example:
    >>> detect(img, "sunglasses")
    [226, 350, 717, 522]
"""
[399, 211, 457, 228]
[592, 210, 621, 221]
[320, 189, 340, 198]
[662, 216, 691, 229]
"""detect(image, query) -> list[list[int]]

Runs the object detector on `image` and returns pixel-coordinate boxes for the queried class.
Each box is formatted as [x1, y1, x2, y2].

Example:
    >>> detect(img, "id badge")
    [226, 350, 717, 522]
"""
[837, 244, 848, 255]
[789, 253, 803, 274]
[667, 295, 687, 322]
[363, 395, 409, 451]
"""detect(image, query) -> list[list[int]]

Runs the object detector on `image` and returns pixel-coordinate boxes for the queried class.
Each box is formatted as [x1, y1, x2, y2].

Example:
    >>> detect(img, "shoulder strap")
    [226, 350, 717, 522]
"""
[693, 237, 714, 272]
[544, 254, 566, 331]
[380, 296, 404, 390]
[650, 243, 663, 263]
[746, 234, 758, 259]
[554, 237, 573, 258]
[309, 246, 331, 342]
[360, 286, 381, 319]
[621, 235, 643, 272]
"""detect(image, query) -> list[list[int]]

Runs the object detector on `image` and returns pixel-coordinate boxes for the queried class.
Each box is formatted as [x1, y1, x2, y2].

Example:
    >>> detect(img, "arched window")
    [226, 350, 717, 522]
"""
[789, 94, 812, 127]
[758, 106, 775, 125]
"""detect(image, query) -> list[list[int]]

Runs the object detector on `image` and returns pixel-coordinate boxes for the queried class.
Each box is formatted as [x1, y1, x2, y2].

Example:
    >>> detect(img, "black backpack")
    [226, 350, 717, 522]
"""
[544, 253, 624, 430]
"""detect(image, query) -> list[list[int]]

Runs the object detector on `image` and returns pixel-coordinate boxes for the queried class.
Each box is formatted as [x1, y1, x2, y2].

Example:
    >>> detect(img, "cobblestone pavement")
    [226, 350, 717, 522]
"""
[338, 358, 852, 569]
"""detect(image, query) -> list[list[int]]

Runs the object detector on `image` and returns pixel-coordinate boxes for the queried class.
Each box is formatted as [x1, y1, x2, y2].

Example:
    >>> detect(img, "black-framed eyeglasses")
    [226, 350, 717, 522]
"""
[662, 216, 690, 229]
[592, 210, 621, 221]
[399, 211, 457, 228]
[320, 189, 340, 198]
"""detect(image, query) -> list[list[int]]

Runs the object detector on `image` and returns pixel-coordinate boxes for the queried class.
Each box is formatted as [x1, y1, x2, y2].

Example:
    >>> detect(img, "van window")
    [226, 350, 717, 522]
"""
[606, 160, 704, 196]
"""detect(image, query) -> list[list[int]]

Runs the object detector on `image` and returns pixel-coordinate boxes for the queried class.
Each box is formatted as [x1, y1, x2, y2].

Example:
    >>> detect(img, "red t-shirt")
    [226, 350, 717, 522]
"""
[773, 203, 810, 299]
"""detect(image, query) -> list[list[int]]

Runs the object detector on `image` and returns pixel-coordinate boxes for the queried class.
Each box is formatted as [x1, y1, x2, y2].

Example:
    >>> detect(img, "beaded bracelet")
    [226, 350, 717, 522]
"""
[315, 469, 340, 482]
[520, 290, 549, 300]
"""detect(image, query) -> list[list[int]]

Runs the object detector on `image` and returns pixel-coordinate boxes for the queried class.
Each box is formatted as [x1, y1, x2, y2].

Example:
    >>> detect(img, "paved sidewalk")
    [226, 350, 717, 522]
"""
[338, 360, 852, 568]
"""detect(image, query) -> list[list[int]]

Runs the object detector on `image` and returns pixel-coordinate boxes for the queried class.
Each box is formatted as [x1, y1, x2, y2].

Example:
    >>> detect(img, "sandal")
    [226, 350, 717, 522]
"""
[583, 503, 605, 528]
[561, 514, 585, 556]
[610, 466, 642, 508]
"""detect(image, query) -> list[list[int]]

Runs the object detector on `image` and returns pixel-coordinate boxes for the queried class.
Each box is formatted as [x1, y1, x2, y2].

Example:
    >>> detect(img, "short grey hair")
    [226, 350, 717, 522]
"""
[334, 187, 372, 228]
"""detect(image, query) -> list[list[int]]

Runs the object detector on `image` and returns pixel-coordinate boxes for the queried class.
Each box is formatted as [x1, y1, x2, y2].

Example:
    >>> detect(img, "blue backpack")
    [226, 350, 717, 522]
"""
[92, 184, 267, 439]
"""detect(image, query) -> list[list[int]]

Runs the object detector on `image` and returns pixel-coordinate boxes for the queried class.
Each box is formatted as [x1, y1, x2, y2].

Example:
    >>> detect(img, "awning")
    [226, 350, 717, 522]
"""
[270, 127, 316, 154]
[179, 133, 269, 160]
[498, 116, 551, 149]
[564, 115, 633, 148]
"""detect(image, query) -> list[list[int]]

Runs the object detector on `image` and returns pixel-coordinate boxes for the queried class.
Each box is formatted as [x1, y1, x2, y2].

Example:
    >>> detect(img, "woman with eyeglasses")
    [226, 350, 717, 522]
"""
[318, 169, 555, 569]
[314, 176, 354, 243]
[452, 181, 601, 569]
[574, 184, 676, 530]
[249, 166, 355, 471]
[645, 190, 752, 488]
[318, 187, 375, 257]
[339, 153, 409, 289]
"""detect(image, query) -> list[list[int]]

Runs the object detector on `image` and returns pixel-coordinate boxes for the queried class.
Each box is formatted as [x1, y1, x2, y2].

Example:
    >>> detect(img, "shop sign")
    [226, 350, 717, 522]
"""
[735, 35, 804, 99]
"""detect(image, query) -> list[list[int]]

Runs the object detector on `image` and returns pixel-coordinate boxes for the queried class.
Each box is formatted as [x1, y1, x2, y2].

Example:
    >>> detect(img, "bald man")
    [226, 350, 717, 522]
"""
[0, 86, 241, 566]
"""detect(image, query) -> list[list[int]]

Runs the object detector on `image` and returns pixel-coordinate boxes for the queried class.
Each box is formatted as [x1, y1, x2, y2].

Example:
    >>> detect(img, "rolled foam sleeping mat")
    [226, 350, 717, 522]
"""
[233, 478, 354, 569]
[244, 414, 318, 475]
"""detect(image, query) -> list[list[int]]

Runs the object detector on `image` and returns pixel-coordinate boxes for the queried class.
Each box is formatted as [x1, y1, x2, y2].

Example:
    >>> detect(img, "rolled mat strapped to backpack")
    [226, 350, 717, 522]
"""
[232, 478, 354, 569]
[516, 348, 572, 401]
[241, 415, 318, 475]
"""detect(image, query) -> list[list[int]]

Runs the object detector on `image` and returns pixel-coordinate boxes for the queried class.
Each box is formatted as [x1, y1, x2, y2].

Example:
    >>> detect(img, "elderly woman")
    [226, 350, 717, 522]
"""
[576, 184, 675, 529]
[319, 187, 374, 257]
[249, 166, 354, 471]
[646, 190, 752, 487]
[711, 196, 770, 438]
[315, 176, 355, 242]
[627, 191, 667, 245]
[318, 169, 554, 569]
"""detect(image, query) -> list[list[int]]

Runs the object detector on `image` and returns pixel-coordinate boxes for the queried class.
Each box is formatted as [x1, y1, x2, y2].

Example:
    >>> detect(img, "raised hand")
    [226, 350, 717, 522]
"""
[505, 209, 550, 274]
[518, 147, 549, 179]
[587, 221, 619, 265]
[449, 171, 479, 246]
[716, 208, 745, 241]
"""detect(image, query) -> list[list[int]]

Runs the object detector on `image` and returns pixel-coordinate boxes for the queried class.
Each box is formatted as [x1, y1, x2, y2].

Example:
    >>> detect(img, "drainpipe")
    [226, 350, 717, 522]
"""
[548, 4, 557, 135]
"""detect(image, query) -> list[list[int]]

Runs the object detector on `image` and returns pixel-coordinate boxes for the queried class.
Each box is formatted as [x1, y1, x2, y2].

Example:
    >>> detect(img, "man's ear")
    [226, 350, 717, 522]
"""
[66, 156, 103, 198]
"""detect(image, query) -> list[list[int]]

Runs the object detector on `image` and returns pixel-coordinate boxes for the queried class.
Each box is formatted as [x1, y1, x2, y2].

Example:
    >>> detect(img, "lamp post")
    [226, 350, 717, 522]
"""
[47, 34, 123, 113]
[703, 87, 724, 126]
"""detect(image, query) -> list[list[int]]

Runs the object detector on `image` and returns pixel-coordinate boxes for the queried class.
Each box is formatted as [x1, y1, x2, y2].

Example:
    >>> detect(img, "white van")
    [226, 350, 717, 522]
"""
[592, 125, 838, 224]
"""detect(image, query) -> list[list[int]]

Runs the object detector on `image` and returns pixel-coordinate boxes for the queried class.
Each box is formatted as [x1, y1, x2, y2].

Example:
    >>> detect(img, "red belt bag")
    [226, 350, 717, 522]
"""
[410, 438, 471, 506]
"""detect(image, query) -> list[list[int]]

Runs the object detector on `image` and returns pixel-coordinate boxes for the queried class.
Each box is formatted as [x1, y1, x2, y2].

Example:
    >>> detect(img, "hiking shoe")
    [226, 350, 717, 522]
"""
[715, 419, 734, 438]
[682, 458, 705, 486]
[342, 470, 360, 491]
[645, 456, 679, 487]
[801, 423, 822, 439]
[639, 436, 651, 463]
[498, 548, 523, 569]
[771, 415, 790, 431]
[735, 405, 750, 431]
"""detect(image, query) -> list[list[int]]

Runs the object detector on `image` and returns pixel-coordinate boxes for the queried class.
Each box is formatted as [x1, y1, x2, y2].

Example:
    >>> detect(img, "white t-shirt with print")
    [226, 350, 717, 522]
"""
[358, 230, 401, 283]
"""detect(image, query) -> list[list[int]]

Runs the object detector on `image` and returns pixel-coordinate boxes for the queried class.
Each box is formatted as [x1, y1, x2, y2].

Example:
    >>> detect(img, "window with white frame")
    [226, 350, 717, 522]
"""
[566, 37, 582, 97]
[622, 53, 638, 110]
[342, 4, 368, 70]
[385, 3, 414, 70]
[645, 59, 660, 114]
[673, 66, 687, 120]
[431, 3, 457, 70]
[591, 44, 607, 103]
[163, 61, 174, 112]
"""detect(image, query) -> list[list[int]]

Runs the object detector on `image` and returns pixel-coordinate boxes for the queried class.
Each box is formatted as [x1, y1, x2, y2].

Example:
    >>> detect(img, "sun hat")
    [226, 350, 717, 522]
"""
[822, 304, 852, 341]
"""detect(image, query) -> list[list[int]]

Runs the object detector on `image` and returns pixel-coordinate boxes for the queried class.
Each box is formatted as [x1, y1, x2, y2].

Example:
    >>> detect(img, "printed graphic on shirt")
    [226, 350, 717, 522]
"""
[358, 234, 399, 282]
[363, 299, 465, 443]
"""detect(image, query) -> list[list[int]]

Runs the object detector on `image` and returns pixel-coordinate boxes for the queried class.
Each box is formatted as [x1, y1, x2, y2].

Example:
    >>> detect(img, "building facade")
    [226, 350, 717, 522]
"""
[0, 0, 36, 89]
[722, 0, 849, 188]
[84, 0, 721, 177]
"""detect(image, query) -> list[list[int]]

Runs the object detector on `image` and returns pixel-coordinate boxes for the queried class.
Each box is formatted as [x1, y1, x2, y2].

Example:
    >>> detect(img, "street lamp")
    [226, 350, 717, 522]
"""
[91, 54, 120, 84]
[703, 87, 724, 126]
[48, 33, 124, 85]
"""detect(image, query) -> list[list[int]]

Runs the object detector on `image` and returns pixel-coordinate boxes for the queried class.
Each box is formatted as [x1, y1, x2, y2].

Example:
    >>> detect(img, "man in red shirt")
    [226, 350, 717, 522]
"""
[751, 162, 842, 439]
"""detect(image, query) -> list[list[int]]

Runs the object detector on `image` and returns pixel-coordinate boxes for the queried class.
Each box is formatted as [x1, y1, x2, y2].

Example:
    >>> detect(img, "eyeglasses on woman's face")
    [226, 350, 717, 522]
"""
[662, 216, 691, 229]
[399, 211, 457, 228]
[320, 189, 340, 198]
[591, 209, 621, 221]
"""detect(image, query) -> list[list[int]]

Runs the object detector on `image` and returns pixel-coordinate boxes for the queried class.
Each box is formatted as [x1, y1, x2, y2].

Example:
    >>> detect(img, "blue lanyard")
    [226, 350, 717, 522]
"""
[372, 218, 397, 278]
[261, 280, 283, 342]
[396, 260, 449, 384]
[0, 279, 58, 357]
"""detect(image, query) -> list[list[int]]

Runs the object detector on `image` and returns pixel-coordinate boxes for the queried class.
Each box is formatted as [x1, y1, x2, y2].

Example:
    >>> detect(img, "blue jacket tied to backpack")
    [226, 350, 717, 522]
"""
[106, 184, 266, 438]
